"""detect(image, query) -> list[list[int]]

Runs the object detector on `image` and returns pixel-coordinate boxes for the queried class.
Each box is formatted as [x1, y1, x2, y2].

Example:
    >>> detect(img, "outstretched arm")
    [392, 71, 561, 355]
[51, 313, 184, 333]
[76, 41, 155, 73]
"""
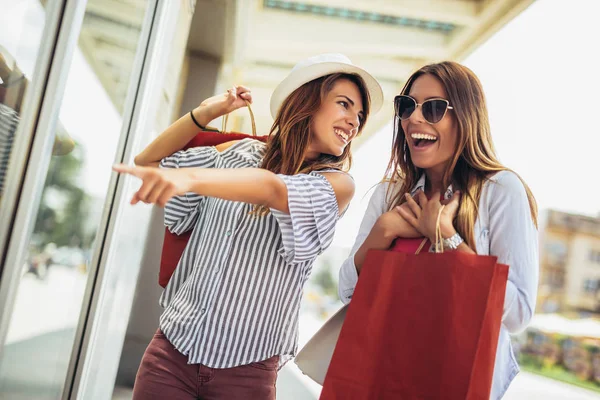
[112, 164, 355, 216]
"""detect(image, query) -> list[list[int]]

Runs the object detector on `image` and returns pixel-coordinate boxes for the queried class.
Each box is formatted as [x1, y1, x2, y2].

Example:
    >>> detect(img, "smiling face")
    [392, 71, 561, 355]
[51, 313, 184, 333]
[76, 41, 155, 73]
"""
[401, 73, 458, 178]
[307, 78, 365, 159]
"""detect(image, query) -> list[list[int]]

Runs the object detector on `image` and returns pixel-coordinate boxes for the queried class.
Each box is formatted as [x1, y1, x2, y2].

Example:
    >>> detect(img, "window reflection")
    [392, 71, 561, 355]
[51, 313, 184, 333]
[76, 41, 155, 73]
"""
[0, 1, 42, 207]
[0, 1, 149, 398]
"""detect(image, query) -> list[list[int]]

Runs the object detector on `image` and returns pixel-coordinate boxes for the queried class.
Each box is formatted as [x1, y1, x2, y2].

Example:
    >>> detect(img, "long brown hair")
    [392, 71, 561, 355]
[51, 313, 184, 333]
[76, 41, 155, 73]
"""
[262, 73, 370, 174]
[253, 73, 371, 215]
[385, 61, 537, 250]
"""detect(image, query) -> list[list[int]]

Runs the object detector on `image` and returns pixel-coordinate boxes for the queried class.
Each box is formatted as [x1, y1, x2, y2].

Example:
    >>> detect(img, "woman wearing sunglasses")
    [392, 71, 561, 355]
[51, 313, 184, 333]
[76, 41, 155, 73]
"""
[338, 61, 538, 399]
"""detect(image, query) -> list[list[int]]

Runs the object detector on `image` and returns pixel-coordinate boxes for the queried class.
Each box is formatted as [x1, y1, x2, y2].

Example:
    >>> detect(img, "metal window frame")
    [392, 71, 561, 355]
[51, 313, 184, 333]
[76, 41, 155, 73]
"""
[0, 1, 196, 398]
[67, 0, 196, 398]
[0, 0, 86, 357]
[64, 0, 161, 397]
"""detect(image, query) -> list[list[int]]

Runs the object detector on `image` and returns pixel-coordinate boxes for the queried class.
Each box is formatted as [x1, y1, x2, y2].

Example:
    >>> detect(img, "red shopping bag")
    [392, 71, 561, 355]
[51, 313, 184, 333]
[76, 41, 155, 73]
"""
[320, 249, 509, 400]
[158, 104, 268, 287]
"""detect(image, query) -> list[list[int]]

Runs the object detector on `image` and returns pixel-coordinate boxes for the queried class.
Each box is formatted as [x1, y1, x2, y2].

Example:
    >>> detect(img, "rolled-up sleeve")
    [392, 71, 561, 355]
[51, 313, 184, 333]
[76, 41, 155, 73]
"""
[159, 146, 219, 235]
[488, 171, 539, 334]
[338, 183, 388, 304]
[270, 172, 341, 264]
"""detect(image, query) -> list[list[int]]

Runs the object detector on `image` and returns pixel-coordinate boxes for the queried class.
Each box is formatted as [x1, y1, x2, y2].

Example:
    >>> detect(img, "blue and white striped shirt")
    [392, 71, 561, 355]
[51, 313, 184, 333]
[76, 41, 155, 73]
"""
[0, 104, 19, 196]
[158, 138, 343, 368]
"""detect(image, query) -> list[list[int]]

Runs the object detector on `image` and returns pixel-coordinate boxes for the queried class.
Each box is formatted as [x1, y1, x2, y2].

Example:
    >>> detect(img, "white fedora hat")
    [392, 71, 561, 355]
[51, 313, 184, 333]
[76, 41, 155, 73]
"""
[269, 53, 383, 119]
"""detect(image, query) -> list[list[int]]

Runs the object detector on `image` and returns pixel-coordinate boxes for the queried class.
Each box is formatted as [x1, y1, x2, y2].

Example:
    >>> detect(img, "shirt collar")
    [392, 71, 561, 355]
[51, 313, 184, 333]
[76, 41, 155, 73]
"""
[410, 174, 454, 201]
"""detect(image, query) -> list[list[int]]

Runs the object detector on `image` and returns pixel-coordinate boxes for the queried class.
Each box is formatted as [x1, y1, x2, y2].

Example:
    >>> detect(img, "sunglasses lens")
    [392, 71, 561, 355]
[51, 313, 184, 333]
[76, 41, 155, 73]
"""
[423, 100, 448, 124]
[396, 96, 415, 120]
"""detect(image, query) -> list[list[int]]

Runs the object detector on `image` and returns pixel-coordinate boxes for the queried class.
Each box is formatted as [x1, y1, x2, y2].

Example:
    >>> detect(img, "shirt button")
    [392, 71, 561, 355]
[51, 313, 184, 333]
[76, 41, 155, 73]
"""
[225, 230, 232, 237]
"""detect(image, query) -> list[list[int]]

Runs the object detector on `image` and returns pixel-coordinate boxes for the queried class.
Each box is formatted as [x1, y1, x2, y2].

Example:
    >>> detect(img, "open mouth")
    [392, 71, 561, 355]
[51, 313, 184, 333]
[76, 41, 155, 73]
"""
[334, 128, 349, 144]
[411, 133, 438, 148]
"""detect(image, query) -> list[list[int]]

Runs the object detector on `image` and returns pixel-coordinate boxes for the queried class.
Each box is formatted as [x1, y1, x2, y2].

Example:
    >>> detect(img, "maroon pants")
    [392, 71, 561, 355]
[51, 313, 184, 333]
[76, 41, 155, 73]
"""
[133, 330, 278, 400]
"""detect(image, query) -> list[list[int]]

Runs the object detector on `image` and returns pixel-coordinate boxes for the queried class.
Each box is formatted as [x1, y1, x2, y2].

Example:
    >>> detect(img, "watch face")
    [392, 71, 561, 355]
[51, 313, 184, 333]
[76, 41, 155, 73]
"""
[444, 240, 456, 249]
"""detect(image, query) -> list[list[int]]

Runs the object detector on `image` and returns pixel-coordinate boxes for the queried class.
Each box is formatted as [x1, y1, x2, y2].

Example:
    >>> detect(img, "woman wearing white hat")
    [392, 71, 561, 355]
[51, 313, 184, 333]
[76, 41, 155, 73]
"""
[114, 53, 383, 399]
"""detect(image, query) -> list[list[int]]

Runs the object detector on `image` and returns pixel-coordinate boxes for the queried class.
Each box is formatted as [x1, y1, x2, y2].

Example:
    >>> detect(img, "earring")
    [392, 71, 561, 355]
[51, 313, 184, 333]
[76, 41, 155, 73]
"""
[403, 141, 407, 162]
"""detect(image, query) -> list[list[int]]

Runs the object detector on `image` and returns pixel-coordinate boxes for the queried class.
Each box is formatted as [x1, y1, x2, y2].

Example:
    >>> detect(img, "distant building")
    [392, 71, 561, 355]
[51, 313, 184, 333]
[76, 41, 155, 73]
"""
[538, 210, 600, 313]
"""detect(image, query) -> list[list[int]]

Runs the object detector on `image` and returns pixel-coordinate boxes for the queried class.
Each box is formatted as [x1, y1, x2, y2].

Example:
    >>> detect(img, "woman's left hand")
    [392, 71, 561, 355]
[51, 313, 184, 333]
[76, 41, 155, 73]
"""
[397, 190, 461, 242]
[112, 164, 194, 207]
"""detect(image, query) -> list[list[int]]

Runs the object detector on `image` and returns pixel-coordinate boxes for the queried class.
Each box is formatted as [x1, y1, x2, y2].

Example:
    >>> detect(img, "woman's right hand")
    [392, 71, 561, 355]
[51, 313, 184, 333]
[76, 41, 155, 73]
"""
[374, 208, 422, 243]
[354, 208, 421, 273]
[193, 85, 253, 126]
[112, 163, 196, 207]
[133, 86, 253, 167]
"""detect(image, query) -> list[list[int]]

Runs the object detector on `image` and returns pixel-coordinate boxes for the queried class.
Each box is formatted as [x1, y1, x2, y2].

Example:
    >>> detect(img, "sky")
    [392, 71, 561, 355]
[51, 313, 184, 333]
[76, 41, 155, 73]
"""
[332, 0, 600, 247]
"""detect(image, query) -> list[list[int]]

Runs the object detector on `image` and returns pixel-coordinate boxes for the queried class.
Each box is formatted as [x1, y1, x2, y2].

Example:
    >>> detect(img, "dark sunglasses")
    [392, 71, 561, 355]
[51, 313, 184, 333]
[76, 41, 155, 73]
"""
[394, 95, 453, 124]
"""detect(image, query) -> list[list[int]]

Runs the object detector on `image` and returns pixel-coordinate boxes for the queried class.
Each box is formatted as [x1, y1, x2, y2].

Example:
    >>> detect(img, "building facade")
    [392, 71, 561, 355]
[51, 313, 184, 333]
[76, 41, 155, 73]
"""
[538, 210, 600, 314]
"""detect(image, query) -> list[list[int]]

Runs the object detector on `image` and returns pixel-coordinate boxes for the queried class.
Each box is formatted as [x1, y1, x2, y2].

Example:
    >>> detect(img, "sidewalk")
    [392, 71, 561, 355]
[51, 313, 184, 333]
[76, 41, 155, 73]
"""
[504, 371, 600, 400]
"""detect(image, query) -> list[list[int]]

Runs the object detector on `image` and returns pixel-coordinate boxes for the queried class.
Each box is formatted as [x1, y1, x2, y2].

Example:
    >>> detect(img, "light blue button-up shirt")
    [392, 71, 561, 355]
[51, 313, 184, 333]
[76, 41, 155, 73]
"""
[338, 171, 539, 399]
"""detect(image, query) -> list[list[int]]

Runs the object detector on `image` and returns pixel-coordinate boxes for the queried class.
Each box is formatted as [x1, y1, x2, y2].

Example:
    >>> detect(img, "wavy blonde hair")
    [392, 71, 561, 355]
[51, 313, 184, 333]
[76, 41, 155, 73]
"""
[385, 61, 537, 250]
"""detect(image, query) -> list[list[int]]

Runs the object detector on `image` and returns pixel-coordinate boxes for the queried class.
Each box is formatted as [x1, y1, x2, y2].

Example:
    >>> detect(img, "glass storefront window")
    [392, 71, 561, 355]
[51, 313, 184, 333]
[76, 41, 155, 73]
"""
[0, 1, 48, 209]
[0, 1, 150, 398]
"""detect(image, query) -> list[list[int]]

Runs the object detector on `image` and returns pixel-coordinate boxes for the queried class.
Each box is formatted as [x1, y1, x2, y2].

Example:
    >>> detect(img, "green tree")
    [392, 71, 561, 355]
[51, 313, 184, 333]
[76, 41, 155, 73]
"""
[33, 143, 93, 249]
